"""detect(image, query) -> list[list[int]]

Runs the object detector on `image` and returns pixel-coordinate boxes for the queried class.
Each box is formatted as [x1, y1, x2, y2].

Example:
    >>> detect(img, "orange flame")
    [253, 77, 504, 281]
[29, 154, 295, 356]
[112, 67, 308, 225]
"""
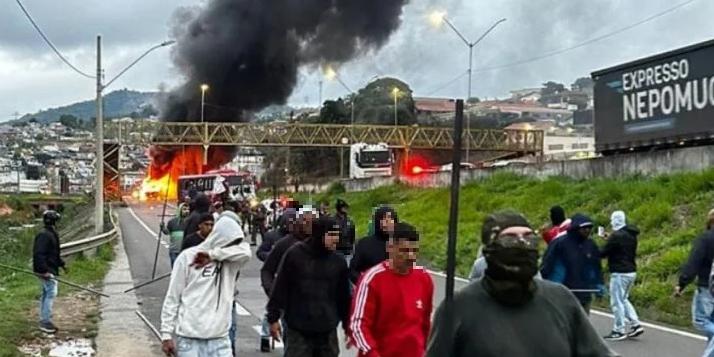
[136, 146, 234, 202]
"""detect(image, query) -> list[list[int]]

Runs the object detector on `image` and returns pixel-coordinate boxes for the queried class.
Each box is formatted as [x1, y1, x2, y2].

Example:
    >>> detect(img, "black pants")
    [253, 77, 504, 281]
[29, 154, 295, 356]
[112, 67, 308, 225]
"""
[285, 328, 339, 357]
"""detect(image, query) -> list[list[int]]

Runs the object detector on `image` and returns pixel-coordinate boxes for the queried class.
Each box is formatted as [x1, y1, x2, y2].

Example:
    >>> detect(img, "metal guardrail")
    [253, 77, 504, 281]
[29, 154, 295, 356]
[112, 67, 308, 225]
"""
[60, 206, 118, 258]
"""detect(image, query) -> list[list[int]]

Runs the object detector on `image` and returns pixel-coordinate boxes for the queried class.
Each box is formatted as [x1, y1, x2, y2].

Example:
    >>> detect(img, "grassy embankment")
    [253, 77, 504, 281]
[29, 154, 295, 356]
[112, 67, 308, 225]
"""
[301, 169, 714, 328]
[0, 195, 114, 356]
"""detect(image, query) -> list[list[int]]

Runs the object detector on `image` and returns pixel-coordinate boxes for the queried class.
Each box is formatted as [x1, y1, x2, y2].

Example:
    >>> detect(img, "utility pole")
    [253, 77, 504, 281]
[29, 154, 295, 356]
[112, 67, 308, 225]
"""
[94, 35, 104, 235]
[318, 80, 323, 109]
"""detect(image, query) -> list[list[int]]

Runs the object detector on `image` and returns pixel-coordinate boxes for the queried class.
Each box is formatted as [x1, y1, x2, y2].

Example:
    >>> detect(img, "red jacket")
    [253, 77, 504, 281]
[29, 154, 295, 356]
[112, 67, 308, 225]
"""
[350, 262, 434, 357]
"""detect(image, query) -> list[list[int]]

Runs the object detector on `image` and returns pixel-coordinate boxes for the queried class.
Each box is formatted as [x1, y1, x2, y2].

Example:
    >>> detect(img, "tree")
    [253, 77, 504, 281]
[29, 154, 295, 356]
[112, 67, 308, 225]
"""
[319, 99, 350, 124]
[571, 77, 594, 92]
[59, 114, 80, 128]
[353, 77, 417, 125]
[467, 97, 481, 104]
[541, 81, 566, 96]
[28, 118, 38, 124]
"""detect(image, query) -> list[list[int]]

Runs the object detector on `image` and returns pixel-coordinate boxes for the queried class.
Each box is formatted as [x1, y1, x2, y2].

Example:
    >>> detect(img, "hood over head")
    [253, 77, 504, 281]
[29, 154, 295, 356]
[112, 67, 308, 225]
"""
[707, 208, 714, 231]
[279, 208, 297, 232]
[611, 211, 626, 231]
[568, 213, 594, 239]
[199, 210, 243, 250]
[309, 215, 341, 256]
[373, 206, 398, 240]
[550, 206, 566, 226]
[192, 193, 211, 213]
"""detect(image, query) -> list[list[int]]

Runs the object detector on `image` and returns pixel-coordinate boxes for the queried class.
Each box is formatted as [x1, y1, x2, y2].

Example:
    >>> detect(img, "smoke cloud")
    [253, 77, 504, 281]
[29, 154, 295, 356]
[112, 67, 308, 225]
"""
[162, 0, 411, 122]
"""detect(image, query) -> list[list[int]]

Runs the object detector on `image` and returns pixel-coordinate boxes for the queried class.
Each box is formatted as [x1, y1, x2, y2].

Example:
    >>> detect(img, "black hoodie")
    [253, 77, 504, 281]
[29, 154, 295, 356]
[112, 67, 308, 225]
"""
[349, 206, 398, 284]
[601, 225, 639, 273]
[182, 193, 211, 238]
[266, 216, 351, 335]
[33, 225, 65, 275]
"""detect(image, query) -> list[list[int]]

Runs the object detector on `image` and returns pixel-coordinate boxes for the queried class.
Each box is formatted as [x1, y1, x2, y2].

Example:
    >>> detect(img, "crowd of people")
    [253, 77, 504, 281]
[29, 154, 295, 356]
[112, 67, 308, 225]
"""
[82, 189, 713, 357]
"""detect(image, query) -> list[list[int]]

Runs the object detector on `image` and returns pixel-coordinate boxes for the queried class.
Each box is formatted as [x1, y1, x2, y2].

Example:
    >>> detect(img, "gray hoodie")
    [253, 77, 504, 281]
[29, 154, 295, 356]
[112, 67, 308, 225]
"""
[160, 210, 252, 341]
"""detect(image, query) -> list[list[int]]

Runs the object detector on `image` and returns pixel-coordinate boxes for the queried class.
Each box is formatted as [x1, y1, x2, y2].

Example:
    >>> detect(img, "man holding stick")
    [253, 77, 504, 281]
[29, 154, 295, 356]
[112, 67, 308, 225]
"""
[32, 210, 66, 334]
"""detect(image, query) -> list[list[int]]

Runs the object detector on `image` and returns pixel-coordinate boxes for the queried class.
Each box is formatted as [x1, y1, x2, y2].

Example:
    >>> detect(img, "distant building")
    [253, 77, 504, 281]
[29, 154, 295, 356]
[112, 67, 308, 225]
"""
[414, 97, 456, 122]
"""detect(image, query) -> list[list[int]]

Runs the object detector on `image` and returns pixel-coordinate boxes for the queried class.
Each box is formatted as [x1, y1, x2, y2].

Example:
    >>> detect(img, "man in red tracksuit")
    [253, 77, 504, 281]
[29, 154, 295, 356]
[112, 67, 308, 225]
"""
[350, 222, 433, 357]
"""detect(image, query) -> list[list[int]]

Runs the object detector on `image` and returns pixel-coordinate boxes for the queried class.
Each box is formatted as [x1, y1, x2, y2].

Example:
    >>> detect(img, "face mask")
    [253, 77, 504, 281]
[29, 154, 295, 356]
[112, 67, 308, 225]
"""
[483, 246, 539, 282]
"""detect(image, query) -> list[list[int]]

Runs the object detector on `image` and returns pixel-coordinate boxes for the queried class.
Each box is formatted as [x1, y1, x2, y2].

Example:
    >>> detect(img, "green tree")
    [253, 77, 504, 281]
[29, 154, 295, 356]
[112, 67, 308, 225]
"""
[59, 114, 80, 128]
[571, 77, 594, 92]
[319, 99, 350, 124]
[540, 81, 566, 97]
[467, 97, 481, 104]
[353, 77, 416, 125]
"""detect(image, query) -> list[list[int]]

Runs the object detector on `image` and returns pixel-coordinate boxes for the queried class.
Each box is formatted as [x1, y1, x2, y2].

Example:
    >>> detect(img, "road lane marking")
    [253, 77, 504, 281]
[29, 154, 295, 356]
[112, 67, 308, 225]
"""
[425, 269, 707, 341]
[252, 326, 284, 348]
[126, 206, 169, 249]
[235, 302, 251, 316]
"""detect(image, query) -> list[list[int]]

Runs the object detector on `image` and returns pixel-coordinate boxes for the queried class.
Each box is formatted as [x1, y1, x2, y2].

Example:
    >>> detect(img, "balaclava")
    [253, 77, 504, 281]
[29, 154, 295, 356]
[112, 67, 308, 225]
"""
[481, 211, 538, 306]
[550, 206, 566, 226]
[611, 211, 626, 231]
[373, 206, 398, 241]
[309, 216, 340, 257]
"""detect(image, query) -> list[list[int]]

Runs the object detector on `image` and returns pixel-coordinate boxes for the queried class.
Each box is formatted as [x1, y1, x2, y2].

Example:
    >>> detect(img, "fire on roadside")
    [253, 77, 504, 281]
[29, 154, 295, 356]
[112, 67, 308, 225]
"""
[134, 146, 205, 201]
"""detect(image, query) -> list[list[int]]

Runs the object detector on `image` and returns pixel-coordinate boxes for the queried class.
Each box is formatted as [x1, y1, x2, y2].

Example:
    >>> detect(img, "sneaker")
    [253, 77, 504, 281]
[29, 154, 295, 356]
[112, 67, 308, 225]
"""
[39, 322, 57, 334]
[260, 337, 271, 352]
[628, 325, 645, 338]
[603, 331, 628, 341]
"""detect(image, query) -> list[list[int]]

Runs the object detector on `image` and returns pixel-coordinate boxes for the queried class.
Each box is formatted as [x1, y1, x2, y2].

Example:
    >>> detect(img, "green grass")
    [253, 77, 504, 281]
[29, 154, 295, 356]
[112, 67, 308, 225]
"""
[0, 197, 113, 356]
[294, 169, 714, 328]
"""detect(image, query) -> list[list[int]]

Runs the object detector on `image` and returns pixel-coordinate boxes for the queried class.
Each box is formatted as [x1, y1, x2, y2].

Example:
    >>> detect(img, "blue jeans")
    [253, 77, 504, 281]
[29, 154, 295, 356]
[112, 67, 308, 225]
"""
[261, 313, 270, 338]
[610, 272, 640, 333]
[170, 252, 179, 267]
[229, 303, 237, 354]
[39, 277, 57, 324]
[176, 336, 232, 357]
[693, 287, 714, 339]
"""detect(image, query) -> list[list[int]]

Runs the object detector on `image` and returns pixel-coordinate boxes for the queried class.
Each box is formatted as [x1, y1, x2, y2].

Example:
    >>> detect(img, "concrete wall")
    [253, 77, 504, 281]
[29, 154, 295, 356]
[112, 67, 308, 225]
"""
[342, 145, 714, 192]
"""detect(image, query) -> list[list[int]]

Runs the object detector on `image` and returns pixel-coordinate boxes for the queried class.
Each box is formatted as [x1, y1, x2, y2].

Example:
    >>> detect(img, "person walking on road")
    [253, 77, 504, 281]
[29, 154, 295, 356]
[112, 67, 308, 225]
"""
[674, 208, 714, 356]
[426, 211, 617, 357]
[541, 213, 606, 314]
[33, 210, 66, 334]
[335, 199, 356, 265]
[350, 222, 433, 357]
[162, 203, 189, 267]
[267, 216, 351, 357]
[180, 213, 215, 252]
[600, 210, 644, 341]
[160, 204, 252, 357]
[349, 206, 398, 284]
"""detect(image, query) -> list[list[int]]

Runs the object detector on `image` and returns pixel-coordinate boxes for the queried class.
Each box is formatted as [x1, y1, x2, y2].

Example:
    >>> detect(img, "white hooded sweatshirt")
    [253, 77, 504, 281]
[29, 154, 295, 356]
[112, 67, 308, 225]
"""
[160, 210, 252, 341]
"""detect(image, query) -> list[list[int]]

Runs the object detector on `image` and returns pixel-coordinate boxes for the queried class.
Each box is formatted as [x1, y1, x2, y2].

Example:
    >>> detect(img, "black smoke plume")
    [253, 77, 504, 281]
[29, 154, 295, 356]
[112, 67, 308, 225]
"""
[162, 0, 411, 122]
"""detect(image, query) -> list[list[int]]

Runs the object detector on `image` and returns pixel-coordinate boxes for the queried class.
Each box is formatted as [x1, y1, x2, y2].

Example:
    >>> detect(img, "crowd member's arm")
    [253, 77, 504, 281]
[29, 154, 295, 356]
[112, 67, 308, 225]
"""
[266, 252, 294, 340]
[600, 231, 619, 258]
[337, 262, 352, 335]
[206, 239, 251, 266]
[256, 234, 273, 262]
[349, 242, 365, 284]
[260, 242, 284, 295]
[350, 274, 381, 357]
[425, 300, 457, 357]
[160, 254, 189, 354]
[678, 236, 707, 292]
[569, 291, 620, 356]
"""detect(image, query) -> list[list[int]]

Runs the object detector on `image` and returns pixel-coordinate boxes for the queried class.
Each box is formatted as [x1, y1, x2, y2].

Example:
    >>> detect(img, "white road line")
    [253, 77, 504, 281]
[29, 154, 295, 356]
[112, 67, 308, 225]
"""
[425, 269, 707, 341]
[252, 326, 283, 348]
[235, 302, 251, 316]
[126, 206, 169, 249]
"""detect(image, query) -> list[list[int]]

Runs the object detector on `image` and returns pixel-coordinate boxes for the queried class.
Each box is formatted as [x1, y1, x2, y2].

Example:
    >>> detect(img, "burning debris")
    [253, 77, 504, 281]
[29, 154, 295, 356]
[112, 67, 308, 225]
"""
[141, 0, 410, 197]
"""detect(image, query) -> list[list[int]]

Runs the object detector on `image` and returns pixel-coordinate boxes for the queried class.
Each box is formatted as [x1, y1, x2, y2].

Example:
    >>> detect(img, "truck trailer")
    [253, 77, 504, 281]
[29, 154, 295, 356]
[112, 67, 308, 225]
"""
[592, 39, 714, 155]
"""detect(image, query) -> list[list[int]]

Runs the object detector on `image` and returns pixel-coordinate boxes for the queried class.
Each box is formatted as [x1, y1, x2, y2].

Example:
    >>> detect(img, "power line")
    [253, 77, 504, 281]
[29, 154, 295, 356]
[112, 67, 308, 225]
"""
[14, 0, 95, 79]
[473, 0, 697, 74]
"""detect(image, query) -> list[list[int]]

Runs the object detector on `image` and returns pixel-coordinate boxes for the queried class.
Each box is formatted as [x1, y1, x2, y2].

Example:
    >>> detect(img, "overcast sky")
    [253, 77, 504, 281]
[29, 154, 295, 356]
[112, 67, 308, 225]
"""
[1, 0, 712, 121]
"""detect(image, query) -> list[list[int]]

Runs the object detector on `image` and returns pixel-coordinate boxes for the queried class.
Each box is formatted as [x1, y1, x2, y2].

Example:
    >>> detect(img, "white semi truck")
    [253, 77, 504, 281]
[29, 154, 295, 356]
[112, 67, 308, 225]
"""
[349, 142, 393, 179]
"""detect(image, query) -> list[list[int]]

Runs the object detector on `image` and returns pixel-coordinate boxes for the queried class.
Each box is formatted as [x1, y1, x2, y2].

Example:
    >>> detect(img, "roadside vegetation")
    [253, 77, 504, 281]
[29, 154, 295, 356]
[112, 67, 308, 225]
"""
[0, 195, 114, 356]
[302, 169, 714, 328]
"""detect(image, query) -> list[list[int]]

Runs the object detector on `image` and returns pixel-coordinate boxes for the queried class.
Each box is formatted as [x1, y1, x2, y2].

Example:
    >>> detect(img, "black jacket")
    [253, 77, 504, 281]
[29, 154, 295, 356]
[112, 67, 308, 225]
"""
[601, 225, 639, 273]
[266, 239, 350, 335]
[679, 229, 714, 289]
[182, 194, 211, 238]
[349, 206, 398, 284]
[181, 232, 205, 252]
[335, 213, 356, 254]
[257, 228, 286, 262]
[261, 233, 301, 296]
[33, 226, 65, 275]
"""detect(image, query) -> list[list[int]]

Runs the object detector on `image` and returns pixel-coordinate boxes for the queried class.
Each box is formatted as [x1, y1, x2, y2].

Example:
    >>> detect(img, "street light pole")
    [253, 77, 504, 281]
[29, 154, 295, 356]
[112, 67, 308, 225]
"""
[93, 37, 175, 235]
[94, 35, 104, 235]
[200, 84, 209, 123]
[392, 88, 400, 126]
[437, 15, 506, 162]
